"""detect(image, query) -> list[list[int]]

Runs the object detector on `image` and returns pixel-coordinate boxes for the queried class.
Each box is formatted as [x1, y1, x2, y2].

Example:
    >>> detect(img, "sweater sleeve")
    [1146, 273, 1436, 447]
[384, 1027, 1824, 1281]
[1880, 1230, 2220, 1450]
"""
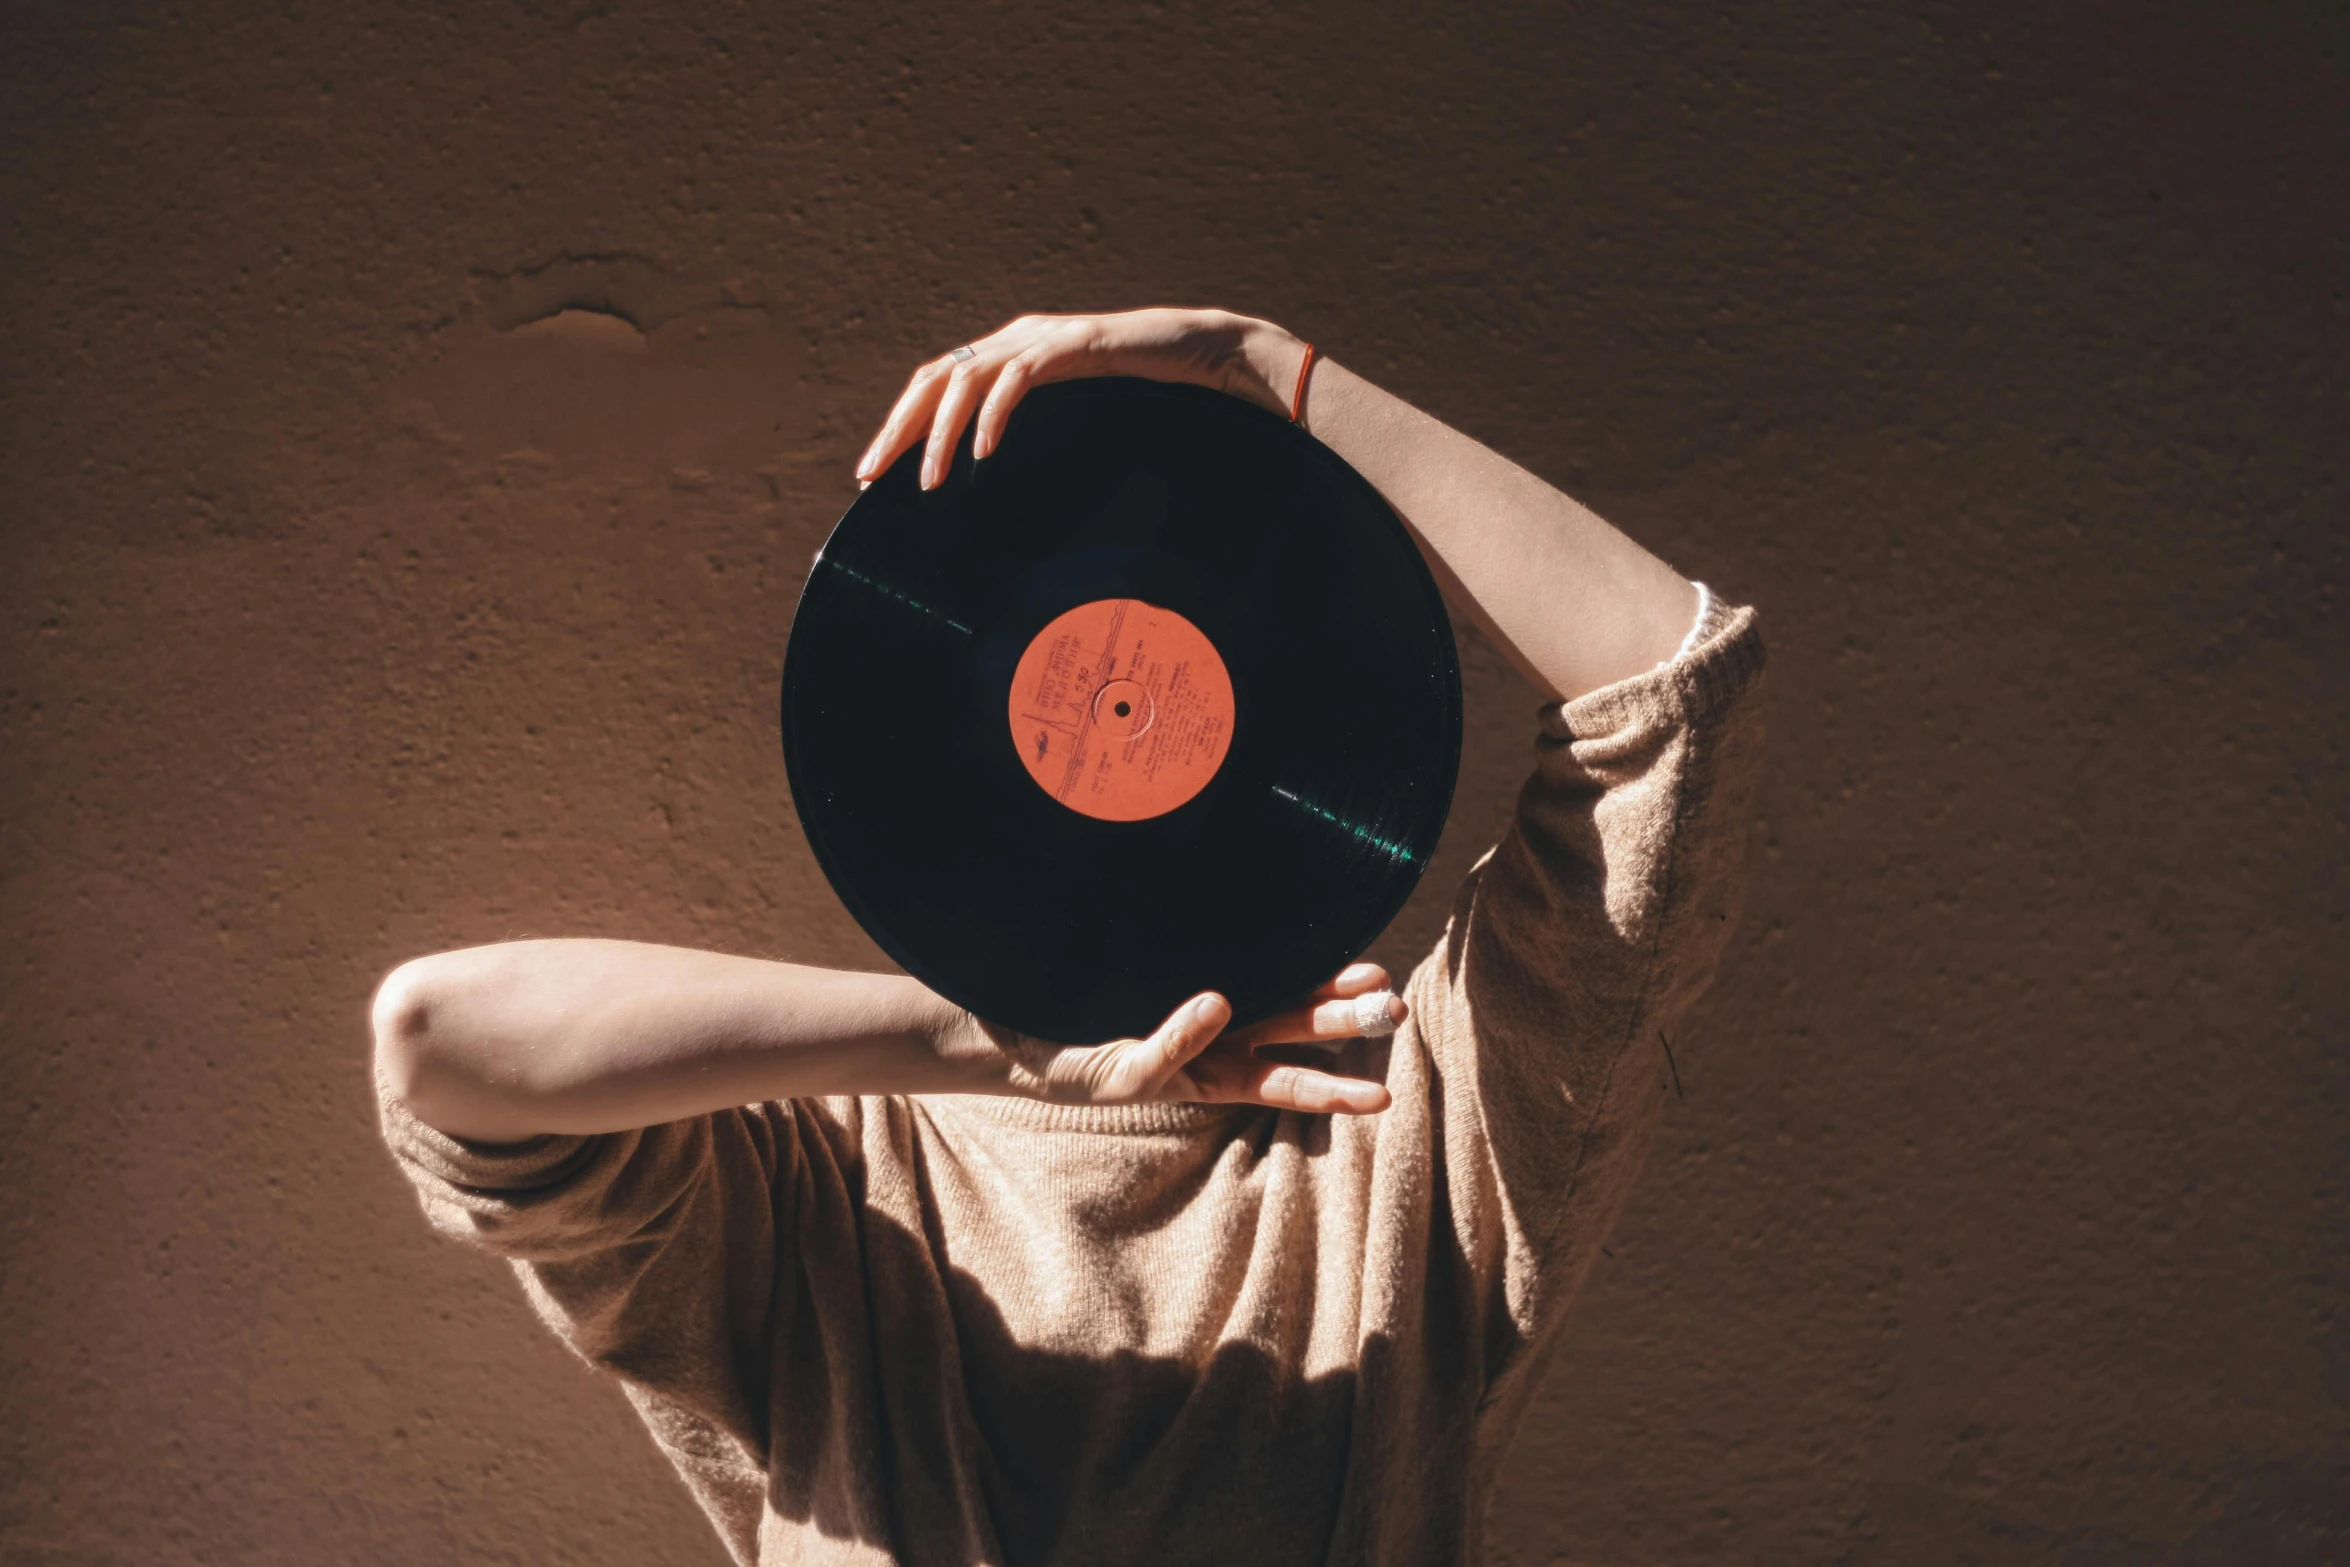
[1406, 590, 1767, 1397]
[376, 1076, 806, 1552]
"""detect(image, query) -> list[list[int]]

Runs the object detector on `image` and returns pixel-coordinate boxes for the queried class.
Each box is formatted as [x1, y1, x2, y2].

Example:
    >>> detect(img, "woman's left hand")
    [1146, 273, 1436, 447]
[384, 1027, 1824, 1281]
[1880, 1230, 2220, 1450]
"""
[964, 961, 1406, 1116]
[854, 308, 1312, 491]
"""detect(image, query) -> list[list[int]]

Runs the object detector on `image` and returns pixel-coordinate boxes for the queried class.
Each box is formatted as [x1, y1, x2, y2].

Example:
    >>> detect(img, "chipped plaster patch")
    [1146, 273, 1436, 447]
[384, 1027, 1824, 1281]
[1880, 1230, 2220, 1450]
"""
[389, 303, 809, 474]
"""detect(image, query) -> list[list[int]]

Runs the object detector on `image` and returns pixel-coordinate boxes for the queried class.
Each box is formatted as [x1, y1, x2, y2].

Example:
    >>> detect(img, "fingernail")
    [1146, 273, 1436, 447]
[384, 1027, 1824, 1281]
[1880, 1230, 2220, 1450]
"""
[858, 480, 870, 491]
[1341, 962, 1380, 985]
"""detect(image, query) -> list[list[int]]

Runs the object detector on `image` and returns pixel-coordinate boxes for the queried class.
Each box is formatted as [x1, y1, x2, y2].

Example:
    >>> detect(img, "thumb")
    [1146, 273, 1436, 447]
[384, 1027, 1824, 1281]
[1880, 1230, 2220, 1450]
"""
[1144, 992, 1230, 1097]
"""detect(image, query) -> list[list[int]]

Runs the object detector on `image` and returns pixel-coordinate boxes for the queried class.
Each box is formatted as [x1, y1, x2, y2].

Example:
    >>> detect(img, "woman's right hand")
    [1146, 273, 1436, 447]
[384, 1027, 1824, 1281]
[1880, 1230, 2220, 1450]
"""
[854, 307, 1315, 492]
[948, 963, 1405, 1117]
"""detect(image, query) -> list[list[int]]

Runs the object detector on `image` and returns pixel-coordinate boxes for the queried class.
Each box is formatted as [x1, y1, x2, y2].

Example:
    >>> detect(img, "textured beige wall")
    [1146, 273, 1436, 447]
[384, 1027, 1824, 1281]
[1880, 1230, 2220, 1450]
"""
[3, 3, 2344, 1562]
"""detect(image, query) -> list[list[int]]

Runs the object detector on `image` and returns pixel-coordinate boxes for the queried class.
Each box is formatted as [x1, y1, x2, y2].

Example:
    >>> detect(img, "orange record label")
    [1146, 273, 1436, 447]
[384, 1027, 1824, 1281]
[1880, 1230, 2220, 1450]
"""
[1008, 598, 1235, 821]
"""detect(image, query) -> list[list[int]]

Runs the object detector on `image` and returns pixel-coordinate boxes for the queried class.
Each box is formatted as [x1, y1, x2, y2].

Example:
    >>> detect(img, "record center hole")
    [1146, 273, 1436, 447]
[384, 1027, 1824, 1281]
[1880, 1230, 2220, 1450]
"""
[1091, 678, 1153, 738]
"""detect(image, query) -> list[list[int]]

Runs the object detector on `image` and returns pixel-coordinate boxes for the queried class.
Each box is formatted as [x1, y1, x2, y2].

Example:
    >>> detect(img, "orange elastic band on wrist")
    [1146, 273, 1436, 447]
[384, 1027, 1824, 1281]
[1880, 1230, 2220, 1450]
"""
[1290, 342, 1318, 424]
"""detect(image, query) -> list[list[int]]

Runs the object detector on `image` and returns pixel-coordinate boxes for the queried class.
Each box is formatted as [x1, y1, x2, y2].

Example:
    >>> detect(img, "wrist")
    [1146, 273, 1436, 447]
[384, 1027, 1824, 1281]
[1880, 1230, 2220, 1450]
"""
[924, 999, 1032, 1097]
[1217, 316, 1310, 419]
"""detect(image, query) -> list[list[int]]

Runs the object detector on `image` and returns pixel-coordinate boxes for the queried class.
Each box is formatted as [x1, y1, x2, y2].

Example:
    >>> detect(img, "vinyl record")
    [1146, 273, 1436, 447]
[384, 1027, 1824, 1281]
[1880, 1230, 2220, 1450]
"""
[781, 377, 1463, 1045]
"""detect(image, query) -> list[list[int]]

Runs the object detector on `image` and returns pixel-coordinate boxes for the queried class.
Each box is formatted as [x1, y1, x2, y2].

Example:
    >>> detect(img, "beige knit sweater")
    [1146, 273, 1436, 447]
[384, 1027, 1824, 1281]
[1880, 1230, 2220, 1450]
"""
[382, 596, 1766, 1566]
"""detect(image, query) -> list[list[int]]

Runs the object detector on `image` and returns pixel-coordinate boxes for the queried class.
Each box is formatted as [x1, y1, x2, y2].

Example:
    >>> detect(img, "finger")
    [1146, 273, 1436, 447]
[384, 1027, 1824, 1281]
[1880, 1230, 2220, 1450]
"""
[921, 358, 991, 489]
[1226, 989, 1407, 1050]
[1136, 991, 1229, 1099]
[1306, 962, 1390, 1002]
[1258, 1062, 1392, 1115]
[856, 359, 954, 482]
[856, 364, 944, 482]
[1228, 962, 1394, 1047]
[1156, 991, 1230, 1070]
[1191, 1048, 1391, 1115]
[971, 351, 1038, 461]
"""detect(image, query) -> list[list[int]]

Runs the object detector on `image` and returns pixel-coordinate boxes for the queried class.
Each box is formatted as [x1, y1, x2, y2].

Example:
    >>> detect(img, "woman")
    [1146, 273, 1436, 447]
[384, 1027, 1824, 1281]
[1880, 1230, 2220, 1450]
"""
[374, 307, 1766, 1565]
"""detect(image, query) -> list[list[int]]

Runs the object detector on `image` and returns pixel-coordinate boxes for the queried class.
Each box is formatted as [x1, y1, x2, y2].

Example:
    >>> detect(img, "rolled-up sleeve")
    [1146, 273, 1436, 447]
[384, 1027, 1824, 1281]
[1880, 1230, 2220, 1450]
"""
[377, 1077, 798, 1546]
[1409, 591, 1768, 1397]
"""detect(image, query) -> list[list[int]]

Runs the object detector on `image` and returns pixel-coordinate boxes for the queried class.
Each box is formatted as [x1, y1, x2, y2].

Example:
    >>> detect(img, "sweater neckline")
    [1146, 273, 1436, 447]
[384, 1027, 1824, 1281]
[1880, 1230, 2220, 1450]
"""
[935, 1094, 1258, 1135]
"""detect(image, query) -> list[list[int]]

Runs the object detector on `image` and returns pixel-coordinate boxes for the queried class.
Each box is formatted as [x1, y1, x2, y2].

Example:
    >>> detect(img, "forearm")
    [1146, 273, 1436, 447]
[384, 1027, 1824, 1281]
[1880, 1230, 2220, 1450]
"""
[372, 939, 1002, 1143]
[1227, 323, 1699, 703]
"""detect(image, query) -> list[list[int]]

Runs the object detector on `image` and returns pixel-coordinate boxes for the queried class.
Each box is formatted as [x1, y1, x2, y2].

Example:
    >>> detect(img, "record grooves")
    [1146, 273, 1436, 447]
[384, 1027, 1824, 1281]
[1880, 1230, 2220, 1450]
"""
[782, 378, 1463, 1046]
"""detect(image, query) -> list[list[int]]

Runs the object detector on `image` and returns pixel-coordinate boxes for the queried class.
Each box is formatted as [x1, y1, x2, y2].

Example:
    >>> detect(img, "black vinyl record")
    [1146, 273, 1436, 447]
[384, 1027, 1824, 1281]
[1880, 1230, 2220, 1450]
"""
[781, 377, 1462, 1045]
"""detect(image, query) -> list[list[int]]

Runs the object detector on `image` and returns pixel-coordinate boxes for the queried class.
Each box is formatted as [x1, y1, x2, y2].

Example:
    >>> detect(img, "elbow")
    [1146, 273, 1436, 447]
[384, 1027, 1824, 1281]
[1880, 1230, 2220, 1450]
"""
[370, 956, 444, 1110]
[370, 948, 552, 1143]
[371, 954, 507, 1138]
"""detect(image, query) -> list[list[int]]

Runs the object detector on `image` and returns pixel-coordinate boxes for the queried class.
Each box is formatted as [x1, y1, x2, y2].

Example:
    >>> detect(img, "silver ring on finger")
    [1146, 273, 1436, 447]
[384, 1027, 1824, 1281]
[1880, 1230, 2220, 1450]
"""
[950, 345, 977, 363]
[1351, 990, 1399, 1038]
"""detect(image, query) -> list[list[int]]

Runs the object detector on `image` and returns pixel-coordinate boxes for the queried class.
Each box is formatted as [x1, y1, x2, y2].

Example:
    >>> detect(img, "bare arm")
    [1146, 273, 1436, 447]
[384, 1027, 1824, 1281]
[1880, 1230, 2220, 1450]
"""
[858, 308, 1700, 703]
[1276, 349, 1698, 702]
[371, 941, 995, 1143]
[374, 940, 1402, 1144]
